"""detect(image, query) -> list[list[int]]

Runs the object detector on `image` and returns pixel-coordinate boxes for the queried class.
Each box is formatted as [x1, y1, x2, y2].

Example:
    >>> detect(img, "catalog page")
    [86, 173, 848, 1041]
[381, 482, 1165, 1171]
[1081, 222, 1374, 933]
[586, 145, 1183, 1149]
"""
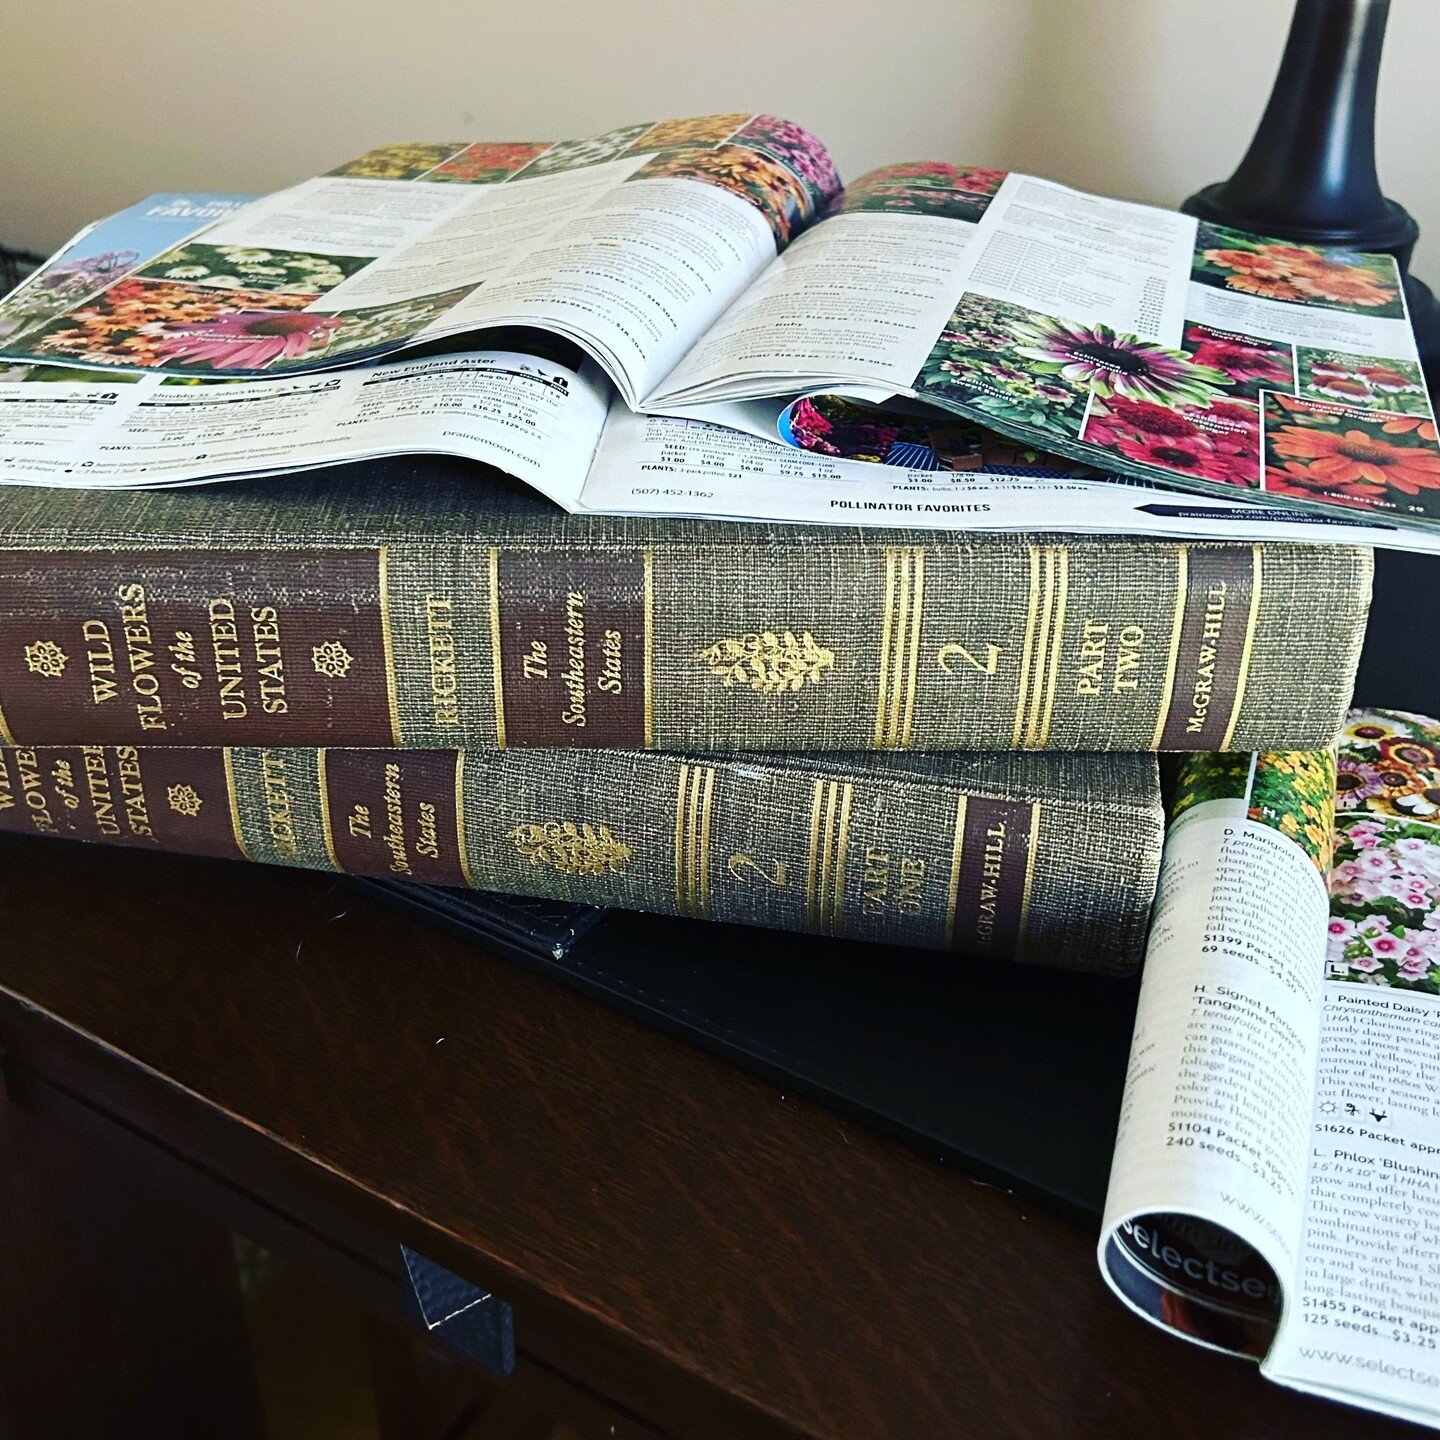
[647, 163, 999, 401]
[4, 358, 1434, 552]
[580, 405, 1440, 552]
[905, 172, 1440, 541]
[1100, 710, 1440, 1430]
[4, 185, 1437, 552]
[654, 163, 1440, 541]
[1265, 708, 1440, 1426]
[0, 115, 840, 408]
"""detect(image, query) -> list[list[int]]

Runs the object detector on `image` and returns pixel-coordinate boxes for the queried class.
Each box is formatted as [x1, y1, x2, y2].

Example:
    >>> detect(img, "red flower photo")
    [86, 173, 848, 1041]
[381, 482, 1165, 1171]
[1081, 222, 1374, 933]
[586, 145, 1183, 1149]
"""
[1180, 322, 1294, 400]
[422, 142, 553, 184]
[1082, 395, 1261, 488]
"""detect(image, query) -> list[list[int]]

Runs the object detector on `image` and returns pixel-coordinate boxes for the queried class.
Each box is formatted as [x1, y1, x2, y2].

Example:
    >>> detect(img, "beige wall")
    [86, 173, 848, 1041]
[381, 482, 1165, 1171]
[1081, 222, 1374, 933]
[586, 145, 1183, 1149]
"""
[3, 0, 1438, 283]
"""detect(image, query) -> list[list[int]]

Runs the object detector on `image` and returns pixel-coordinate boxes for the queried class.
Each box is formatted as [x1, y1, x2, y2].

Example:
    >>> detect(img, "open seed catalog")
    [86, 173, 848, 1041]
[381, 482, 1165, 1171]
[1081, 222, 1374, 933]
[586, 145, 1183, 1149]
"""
[0, 114, 1436, 551]
[1102, 708, 1440, 1428]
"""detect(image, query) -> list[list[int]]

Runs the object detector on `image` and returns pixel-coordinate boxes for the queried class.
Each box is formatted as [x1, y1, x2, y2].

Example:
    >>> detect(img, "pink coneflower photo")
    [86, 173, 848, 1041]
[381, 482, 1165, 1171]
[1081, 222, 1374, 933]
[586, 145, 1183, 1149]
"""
[148, 310, 344, 369]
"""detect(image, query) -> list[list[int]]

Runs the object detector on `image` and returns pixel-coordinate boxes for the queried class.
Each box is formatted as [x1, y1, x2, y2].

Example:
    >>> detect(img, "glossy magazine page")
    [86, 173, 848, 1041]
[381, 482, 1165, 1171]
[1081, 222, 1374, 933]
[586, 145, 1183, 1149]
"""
[1100, 709, 1440, 1429]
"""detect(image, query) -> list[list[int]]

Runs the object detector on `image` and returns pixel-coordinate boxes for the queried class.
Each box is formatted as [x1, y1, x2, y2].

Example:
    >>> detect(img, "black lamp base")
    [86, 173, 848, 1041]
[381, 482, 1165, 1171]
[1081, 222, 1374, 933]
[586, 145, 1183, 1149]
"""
[1178, 1, 1440, 388]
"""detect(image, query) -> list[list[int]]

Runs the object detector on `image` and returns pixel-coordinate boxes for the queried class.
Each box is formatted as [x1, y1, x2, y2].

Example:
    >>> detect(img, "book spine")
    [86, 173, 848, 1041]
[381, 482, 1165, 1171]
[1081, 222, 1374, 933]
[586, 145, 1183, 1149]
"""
[0, 540, 1369, 753]
[0, 744, 1160, 975]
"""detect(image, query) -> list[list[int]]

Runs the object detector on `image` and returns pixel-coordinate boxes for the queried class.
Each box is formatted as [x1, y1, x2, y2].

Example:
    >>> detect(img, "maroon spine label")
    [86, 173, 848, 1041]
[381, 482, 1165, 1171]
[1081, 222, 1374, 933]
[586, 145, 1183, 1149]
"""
[0, 549, 396, 746]
[0, 745, 244, 858]
[321, 748, 470, 887]
[948, 795, 1039, 958]
[1156, 546, 1260, 751]
[492, 549, 648, 747]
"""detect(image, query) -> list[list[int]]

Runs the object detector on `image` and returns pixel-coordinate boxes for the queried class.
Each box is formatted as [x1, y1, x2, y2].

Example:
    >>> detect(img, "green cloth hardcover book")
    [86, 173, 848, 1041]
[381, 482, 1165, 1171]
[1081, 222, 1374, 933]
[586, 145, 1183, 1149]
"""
[0, 463, 1372, 755]
[0, 742, 1163, 975]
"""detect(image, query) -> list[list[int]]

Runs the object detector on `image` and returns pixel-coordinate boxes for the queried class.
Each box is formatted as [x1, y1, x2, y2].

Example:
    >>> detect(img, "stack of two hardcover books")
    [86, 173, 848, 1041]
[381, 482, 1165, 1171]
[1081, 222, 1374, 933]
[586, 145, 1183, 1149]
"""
[0, 457, 1373, 978]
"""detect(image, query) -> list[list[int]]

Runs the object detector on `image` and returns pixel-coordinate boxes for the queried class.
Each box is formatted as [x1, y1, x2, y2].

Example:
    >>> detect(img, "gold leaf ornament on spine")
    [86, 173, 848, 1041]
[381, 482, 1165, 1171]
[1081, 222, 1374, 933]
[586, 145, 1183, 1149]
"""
[507, 819, 631, 877]
[697, 629, 835, 695]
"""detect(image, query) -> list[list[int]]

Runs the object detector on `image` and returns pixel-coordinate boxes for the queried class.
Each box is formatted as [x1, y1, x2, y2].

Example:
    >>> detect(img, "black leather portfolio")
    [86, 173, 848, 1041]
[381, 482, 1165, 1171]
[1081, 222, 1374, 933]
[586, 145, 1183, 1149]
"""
[347, 878, 1137, 1222]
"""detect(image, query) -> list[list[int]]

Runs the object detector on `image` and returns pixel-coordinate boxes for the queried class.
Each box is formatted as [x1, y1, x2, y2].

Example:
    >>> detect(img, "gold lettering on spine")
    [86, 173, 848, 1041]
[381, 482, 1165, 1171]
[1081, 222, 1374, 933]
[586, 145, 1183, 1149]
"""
[454, 752, 475, 888]
[874, 548, 926, 749]
[674, 763, 690, 914]
[315, 749, 342, 872]
[1014, 802, 1042, 958]
[818, 781, 839, 932]
[221, 749, 252, 861]
[1150, 548, 1190, 750]
[942, 794, 970, 949]
[886, 553, 912, 746]
[1220, 547, 1264, 750]
[487, 548, 507, 748]
[1011, 548, 1043, 748]
[804, 778, 853, 935]
[673, 762, 716, 918]
[1036, 546, 1069, 748]
[0, 696, 14, 746]
[643, 549, 655, 748]
[686, 764, 702, 916]
[377, 547, 403, 747]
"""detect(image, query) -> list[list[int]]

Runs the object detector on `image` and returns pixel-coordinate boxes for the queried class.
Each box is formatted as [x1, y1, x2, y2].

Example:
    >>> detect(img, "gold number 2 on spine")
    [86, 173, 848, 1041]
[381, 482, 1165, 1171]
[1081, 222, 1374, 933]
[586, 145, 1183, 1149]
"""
[728, 853, 789, 887]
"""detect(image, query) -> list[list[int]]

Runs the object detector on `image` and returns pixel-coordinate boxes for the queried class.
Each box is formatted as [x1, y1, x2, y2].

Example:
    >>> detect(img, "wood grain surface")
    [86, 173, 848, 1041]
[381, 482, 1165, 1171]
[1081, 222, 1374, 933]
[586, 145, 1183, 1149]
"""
[0, 833, 1414, 1439]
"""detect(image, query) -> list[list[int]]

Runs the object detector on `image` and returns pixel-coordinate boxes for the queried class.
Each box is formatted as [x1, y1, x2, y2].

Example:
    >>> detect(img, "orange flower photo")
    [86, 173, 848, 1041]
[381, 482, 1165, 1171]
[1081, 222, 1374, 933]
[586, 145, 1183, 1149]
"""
[1263, 393, 1440, 515]
[1192, 221, 1404, 318]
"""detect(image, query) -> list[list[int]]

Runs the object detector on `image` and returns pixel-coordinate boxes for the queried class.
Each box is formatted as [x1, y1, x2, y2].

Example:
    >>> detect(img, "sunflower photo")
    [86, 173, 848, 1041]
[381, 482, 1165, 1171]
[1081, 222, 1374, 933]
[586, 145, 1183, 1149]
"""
[328, 143, 468, 181]
[1296, 347, 1430, 415]
[136, 243, 371, 296]
[420, 142, 553, 185]
[913, 295, 1089, 441]
[1191, 221, 1404, 319]
[1261, 392, 1440, 516]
